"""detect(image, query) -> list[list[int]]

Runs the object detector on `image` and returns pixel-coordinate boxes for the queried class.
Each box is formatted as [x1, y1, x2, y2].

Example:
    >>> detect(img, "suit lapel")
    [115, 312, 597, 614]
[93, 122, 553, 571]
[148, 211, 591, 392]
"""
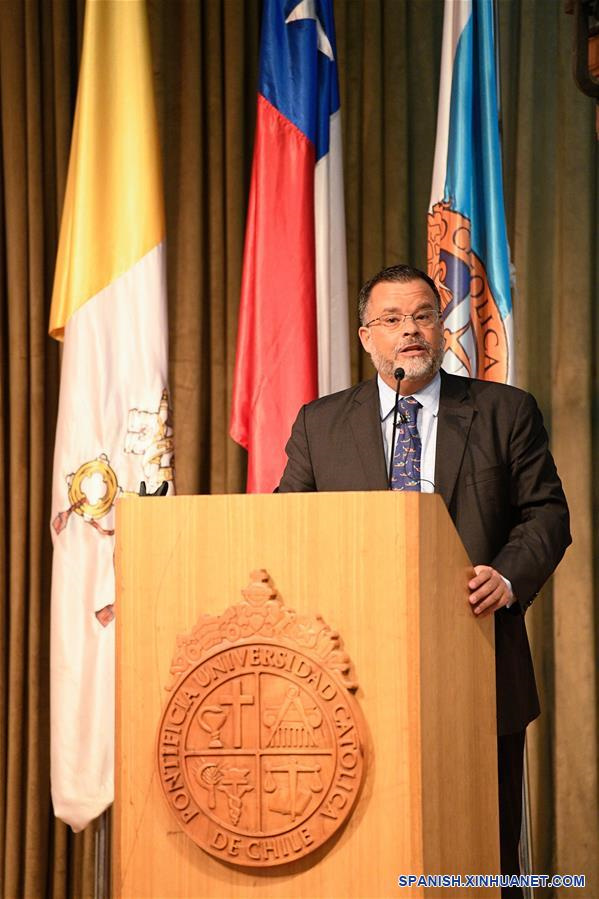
[435, 371, 475, 508]
[343, 372, 475, 497]
[348, 379, 389, 489]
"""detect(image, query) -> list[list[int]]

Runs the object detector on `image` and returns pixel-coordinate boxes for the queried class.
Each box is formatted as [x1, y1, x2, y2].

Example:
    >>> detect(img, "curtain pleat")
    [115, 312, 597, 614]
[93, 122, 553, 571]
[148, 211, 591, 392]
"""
[0, 1, 597, 896]
[499, 3, 599, 893]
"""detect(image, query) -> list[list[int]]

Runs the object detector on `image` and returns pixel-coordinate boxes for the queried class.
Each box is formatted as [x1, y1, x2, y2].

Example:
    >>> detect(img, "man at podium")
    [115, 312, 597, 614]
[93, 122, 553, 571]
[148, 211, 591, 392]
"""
[278, 263, 571, 894]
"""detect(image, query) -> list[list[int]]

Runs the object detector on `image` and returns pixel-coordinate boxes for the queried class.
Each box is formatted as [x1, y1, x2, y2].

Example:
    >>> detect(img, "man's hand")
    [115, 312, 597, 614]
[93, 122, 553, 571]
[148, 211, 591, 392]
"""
[468, 565, 513, 618]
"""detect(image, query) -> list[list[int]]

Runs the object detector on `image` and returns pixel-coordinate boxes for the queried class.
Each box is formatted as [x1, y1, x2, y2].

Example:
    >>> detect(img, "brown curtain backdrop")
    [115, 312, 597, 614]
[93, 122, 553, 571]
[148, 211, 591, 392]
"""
[498, 3, 599, 892]
[0, 1, 596, 896]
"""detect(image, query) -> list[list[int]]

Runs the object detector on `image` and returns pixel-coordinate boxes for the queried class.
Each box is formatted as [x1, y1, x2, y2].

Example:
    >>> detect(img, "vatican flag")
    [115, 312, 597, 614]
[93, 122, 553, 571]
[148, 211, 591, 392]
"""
[49, 0, 174, 831]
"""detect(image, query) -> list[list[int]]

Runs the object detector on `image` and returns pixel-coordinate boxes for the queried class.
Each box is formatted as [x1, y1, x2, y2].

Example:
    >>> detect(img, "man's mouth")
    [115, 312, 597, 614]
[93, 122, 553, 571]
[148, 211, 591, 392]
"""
[397, 343, 429, 356]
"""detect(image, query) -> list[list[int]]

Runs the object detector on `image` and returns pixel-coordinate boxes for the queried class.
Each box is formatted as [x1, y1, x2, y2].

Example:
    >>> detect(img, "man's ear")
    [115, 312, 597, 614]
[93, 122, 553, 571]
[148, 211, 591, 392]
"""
[358, 326, 371, 354]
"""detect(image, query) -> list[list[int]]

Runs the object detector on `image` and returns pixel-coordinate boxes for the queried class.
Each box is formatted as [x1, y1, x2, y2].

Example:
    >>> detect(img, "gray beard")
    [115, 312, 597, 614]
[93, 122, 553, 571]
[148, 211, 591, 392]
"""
[370, 342, 444, 382]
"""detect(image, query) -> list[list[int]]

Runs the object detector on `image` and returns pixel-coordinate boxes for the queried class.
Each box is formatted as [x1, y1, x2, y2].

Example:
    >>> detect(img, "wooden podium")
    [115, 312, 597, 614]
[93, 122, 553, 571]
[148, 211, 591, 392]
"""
[114, 492, 499, 898]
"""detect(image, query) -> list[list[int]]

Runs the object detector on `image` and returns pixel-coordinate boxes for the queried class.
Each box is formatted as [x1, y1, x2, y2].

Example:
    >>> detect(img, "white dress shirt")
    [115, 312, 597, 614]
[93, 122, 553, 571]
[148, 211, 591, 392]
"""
[378, 371, 440, 493]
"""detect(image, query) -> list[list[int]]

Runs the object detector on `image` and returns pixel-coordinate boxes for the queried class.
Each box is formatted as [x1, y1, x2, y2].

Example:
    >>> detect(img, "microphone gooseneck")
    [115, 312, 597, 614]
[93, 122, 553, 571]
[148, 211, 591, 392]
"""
[387, 367, 405, 489]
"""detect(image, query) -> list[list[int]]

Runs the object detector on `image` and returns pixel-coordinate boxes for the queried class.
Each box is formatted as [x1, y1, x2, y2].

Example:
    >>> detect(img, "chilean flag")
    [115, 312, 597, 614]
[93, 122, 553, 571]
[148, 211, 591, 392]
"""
[230, 0, 350, 493]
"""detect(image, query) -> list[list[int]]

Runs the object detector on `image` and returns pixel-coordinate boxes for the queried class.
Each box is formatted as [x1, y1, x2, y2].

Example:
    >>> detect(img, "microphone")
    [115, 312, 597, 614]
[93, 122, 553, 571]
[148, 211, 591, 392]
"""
[387, 367, 405, 489]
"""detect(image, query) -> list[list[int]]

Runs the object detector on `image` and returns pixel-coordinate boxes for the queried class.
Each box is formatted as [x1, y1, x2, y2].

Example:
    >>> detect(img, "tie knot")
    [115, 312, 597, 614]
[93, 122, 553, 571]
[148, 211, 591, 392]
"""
[398, 395, 421, 425]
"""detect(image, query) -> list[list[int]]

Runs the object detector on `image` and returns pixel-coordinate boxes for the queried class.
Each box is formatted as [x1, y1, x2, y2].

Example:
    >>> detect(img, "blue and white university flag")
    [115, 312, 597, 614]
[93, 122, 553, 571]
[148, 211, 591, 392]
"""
[428, 0, 514, 384]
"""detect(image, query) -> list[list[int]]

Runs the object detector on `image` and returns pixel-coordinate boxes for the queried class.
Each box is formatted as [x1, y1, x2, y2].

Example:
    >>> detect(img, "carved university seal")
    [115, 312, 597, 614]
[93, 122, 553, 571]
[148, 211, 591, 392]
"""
[156, 570, 366, 868]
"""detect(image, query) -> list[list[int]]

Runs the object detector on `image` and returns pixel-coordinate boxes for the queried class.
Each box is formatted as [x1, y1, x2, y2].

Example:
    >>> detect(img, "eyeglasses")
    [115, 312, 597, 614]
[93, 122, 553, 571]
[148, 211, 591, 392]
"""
[364, 310, 441, 330]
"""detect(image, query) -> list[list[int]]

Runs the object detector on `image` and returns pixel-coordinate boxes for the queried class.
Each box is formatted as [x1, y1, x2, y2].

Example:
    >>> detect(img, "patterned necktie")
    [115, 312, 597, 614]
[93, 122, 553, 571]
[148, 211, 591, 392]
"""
[391, 396, 422, 491]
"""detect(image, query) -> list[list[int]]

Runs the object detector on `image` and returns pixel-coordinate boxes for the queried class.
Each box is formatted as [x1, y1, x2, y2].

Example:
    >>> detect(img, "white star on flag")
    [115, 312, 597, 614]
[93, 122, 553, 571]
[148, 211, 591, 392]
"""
[285, 0, 334, 59]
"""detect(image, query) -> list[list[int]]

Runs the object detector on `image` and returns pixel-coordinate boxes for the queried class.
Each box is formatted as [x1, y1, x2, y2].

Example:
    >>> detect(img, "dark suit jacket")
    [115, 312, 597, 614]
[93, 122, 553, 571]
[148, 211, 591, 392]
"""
[278, 370, 571, 735]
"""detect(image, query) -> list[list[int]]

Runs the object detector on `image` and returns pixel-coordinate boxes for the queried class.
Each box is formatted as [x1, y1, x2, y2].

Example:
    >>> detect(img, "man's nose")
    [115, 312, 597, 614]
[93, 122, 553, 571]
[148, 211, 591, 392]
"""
[401, 316, 419, 336]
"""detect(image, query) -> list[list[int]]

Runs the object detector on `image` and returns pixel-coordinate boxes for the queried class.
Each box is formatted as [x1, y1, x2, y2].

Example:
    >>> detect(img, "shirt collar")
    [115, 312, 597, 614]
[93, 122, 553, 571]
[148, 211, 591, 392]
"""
[378, 370, 441, 421]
